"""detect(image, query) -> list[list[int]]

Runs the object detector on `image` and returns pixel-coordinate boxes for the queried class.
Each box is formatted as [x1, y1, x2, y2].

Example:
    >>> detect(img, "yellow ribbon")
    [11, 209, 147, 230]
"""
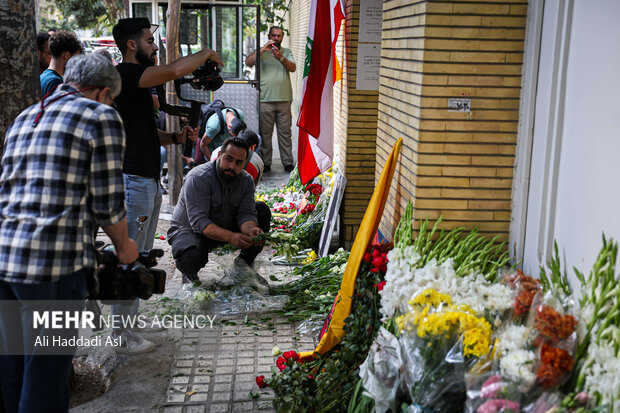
[300, 138, 403, 359]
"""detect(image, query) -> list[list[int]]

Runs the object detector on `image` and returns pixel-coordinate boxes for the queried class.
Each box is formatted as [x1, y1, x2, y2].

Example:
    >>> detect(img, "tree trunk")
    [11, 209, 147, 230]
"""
[0, 1, 39, 151]
[165, 0, 183, 205]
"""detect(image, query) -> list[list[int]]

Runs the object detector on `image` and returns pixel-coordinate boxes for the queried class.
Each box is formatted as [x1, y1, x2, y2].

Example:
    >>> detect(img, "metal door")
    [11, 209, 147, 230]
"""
[156, 3, 261, 133]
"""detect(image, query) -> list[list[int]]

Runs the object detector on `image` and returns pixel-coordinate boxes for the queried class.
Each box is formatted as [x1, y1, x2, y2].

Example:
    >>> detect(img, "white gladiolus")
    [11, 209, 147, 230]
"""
[380, 247, 513, 319]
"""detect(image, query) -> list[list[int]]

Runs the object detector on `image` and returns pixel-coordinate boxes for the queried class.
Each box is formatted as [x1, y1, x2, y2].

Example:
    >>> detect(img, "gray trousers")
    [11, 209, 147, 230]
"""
[259, 101, 294, 167]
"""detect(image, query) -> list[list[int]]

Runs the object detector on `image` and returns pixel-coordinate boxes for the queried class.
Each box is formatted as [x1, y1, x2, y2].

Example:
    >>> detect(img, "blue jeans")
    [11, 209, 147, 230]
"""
[112, 175, 162, 330]
[0, 268, 87, 413]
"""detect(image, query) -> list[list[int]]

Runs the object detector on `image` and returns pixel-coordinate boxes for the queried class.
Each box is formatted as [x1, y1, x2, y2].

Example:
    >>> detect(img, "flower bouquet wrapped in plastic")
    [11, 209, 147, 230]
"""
[397, 289, 493, 413]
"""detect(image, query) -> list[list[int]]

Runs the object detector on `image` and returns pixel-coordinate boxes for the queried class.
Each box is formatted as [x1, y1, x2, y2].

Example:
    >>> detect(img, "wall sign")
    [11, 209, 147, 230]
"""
[448, 98, 471, 113]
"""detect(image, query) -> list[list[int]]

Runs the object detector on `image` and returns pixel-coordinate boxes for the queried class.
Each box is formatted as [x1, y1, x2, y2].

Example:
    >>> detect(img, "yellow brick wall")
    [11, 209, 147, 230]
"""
[338, 0, 382, 245]
[377, 0, 527, 242]
[285, 0, 310, 117]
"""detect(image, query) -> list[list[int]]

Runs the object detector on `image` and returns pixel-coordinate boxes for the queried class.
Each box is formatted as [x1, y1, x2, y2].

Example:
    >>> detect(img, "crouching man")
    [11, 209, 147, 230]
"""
[167, 137, 271, 291]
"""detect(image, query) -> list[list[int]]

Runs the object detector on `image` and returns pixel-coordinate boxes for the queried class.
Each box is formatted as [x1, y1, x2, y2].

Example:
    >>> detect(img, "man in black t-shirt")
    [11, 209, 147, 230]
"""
[111, 17, 223, 355]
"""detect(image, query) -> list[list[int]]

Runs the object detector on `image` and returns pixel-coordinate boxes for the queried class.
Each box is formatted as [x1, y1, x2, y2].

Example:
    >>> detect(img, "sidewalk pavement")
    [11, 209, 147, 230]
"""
[158, 167, 317, 413]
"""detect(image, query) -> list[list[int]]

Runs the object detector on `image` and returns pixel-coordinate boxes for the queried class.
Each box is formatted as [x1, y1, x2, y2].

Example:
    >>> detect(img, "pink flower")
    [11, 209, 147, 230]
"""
[477, 399, 520, 413]
[481, 375, 503, 399]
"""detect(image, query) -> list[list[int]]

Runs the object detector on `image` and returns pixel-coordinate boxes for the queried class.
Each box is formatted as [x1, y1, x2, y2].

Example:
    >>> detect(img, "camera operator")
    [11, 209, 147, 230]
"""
[111, 17, 223, 354]
[0, 53, 138, 412]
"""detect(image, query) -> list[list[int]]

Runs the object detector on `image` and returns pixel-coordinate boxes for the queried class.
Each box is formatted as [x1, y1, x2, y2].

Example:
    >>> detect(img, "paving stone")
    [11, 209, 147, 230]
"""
[256, 336, 275, 343]
[257, 357, 273, 365]
[208, 403, 229, 413]
[230, 402, 254, 412]
[199, 344, 218, 352]
[213, 383, 232, 392]
[176, 360, 194, 368]
[189, 384, 210, 393]
[234, 365, 254, 374]
[177, 353, 196, 360]
[233, 382, 254, 393]
[172, 376, 190, 385]
[218, 351, 234, 358]
[163, 407, 183, 413]
[197, 353, 215, 359]
[185, 406, 206, 413]
[193, 375, 211, 384]
[215, 366, 233, 374]
[189, 392, 209, 402]
[256, 365, 272, 374]
[236, 357, 254, 366]
[196, 360, 214, 368]
[166, 393, 185, 403]
[214, 374, 232, 383]
[211, 392, 231, 402]
[171, 368, 192, 376]
[216, 358, 234, 367]
[234, 373, 256, 383]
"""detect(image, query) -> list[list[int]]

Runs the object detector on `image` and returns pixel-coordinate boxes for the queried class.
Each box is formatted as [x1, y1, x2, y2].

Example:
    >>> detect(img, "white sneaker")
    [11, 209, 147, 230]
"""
[130, 317, 166, 333]
[113, 330, 156, 355]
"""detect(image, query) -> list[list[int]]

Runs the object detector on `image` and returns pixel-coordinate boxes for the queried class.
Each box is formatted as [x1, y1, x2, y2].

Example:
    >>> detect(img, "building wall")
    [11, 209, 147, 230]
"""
[377, 0, 527, 242]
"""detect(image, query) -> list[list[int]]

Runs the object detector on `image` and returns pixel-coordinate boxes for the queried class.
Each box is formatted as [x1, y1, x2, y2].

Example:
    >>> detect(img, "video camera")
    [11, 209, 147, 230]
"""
[156, 59, 224, 158]
[89, 247, 166, 303]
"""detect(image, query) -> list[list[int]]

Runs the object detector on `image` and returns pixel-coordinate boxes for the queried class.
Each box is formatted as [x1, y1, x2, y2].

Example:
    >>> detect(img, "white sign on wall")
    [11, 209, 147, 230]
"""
[359, 0, 383, 43]
[356, 43, 381, 91]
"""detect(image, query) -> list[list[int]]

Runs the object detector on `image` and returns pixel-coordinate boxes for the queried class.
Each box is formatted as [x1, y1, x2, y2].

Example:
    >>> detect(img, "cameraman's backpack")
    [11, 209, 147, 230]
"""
[194, 100, 240, 164]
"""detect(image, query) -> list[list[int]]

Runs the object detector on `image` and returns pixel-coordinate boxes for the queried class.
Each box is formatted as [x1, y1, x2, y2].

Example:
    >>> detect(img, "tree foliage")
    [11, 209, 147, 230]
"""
[50, 0, 126, 31]
[244, 0, 290, 34]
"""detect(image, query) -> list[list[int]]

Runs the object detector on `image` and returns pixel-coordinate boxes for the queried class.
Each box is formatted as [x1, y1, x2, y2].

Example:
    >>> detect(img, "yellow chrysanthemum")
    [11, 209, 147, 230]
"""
[302, 250, 318, 264]
[409, 288, 452, 308]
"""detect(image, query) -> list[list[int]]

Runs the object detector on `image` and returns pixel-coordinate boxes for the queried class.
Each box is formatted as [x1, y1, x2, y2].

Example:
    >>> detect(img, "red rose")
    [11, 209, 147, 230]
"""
[276, 356, 287, 371]
[372, 249, 381, 257]
[375, 280, 386, 291]
[256, 375, 268, 388]
[363, 252, 372, 262]
[308, 375, 314, 380]
[371, 256, 385, 268]
[282, 350, 300, 361]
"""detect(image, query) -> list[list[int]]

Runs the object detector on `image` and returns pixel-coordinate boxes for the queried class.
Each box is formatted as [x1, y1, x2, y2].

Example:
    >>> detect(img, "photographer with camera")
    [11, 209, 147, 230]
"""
[111, 17, 223, 354]
[245, 26, 296, 173]
[0, 54, 138, 412]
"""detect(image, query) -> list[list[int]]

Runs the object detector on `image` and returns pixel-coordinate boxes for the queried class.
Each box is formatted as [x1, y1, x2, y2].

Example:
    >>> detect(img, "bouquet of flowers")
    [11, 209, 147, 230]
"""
[395, 289, 493, 412]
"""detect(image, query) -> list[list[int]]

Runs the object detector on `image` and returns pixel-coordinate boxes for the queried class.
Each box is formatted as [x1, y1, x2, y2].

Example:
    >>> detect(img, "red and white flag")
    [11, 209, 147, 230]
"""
[297, 0, 345, 184]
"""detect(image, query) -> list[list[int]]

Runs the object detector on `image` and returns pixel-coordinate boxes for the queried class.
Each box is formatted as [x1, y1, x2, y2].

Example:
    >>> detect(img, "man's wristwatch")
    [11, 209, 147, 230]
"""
[279, 56, 285, 63]
[171, 132, 180, 145]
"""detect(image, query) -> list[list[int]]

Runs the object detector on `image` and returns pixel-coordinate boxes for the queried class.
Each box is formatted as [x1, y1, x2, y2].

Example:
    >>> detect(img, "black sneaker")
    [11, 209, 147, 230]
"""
[182, 273, 200, 284]
[284, 164, 294, 172]
[264, 165, 271, 173]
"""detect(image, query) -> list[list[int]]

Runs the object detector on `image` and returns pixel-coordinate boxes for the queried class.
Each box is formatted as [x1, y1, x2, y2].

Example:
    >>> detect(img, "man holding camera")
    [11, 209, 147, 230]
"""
[111, 17, 223, 354]
[0, 54, 138, 412]
[168, 137, 271, 291]
[245, 26, 296, 173]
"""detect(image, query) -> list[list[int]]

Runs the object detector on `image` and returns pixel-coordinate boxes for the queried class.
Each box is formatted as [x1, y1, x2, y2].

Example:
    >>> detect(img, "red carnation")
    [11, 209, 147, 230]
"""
[276, 356, 287, 371]
[256, 375, 268, 388]
[371, 256, 385, 268]
[375, 281, 386, 291]
[282, 350, 300, 361]
[363, 252, 372, 262]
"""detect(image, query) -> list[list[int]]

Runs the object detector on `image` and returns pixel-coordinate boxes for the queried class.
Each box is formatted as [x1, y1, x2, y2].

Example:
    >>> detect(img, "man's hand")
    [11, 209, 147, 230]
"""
[180, 125, 200, 144]
[271, 46, 283, 60]
[116, 238, 139, 265]
[230, 232, 254, 250]
[260, 40, 275, 55]
[205, 49, 224, 68]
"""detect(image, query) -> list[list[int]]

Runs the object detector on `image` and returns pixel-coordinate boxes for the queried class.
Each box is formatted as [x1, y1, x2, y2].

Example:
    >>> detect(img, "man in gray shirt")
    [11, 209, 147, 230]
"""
[168, 137, 271, 286]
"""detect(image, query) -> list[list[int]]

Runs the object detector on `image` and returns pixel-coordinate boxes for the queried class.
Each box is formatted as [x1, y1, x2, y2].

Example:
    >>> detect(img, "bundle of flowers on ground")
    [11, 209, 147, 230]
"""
[271, 248, 349, 323]
[255, 166, 337, 261]
[257, 242, 389, 412]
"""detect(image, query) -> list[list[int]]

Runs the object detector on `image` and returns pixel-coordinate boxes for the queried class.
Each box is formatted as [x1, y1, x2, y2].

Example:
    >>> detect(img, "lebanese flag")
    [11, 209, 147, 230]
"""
[297, 0, 345, 184]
